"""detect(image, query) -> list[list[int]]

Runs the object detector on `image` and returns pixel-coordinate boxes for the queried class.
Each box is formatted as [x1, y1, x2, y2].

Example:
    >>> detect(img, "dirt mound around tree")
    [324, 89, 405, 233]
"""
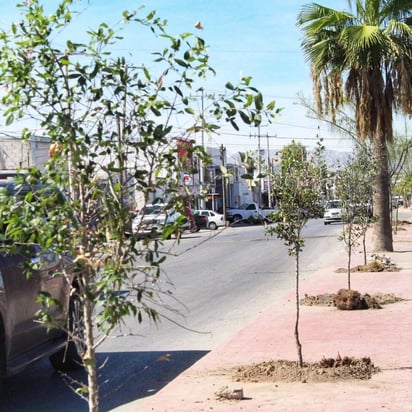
[336, 254, 400, 273]
[232, 356, 379, 384]
[300, 291, 404, 309]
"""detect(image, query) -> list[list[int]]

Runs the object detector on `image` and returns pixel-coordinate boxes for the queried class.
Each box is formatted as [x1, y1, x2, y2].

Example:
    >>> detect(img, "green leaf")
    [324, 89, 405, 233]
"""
[174, 85, 183, 97]
[175, 58, 188, 68]
[254, 92, 263, 111]
[239, 110, 251, 124]
[230, 119, 239, 131]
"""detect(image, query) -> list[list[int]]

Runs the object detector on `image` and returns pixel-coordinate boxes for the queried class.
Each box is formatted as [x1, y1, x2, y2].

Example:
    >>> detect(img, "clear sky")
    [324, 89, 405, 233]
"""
[0, 0, 354, 160]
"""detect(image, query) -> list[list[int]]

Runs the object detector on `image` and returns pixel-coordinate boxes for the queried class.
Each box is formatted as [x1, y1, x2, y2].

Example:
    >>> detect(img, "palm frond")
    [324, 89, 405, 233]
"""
[385, 19, 412, 39]
[297, 3, 354, 29]
[340, 24, 386, 51]
[380, 0, 412, 22]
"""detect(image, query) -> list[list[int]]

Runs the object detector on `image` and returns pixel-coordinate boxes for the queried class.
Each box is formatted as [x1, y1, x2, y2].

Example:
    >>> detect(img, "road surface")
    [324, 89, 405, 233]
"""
[1, 219, 342, 411]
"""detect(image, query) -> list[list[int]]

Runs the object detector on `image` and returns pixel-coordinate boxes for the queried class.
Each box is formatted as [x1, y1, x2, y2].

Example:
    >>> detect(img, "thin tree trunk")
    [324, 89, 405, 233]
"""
[346, 223, 352, 290]
[372, 137, 393, 252]
[295, 250, 303, 368]
[347, 242, 351, 290]
[83, 297, 99, 412]
[362, 233, 367, 266]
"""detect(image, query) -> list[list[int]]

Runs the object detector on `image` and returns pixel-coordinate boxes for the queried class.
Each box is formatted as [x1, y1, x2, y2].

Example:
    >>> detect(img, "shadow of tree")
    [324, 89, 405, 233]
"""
[97, 350, 209, 410]
[0, 350, 209, 412]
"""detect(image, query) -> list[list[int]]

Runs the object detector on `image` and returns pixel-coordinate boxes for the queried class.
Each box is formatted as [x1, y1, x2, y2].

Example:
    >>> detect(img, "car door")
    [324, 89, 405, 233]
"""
[246, 203, 259, 217]
[1, 245, 67, 361]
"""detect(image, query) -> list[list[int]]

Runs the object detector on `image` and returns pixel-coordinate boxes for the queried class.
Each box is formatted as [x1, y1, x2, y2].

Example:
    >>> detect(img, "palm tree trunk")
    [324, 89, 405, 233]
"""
[372, 136, 393, 252]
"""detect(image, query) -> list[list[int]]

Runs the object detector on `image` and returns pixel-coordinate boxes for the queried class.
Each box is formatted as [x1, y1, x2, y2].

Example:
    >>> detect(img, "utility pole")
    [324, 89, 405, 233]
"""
[198, 88, 206, 209]
[257, 124, 262, 209]
[266, 132, 272, 207]
[220, 144, 226, 219]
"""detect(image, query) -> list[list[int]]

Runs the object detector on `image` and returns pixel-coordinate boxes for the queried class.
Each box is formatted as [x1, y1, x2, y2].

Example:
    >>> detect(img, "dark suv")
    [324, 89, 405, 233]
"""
[0, 177, 82, 378]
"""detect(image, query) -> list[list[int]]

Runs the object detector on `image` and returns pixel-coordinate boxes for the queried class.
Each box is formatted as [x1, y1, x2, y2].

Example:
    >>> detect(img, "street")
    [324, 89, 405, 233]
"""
[1, 218, 343, 411]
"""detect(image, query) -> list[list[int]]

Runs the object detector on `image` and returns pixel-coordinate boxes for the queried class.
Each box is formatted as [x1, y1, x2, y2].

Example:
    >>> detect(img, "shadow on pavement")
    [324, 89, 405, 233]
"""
[0, 350, 209, 412]
[97, 350, 209, 410]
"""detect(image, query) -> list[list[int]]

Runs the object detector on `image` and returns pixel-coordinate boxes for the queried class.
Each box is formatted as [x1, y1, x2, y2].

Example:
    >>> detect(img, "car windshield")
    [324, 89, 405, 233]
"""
[140, 205, 164, 215]
[326, 201, 341, 209]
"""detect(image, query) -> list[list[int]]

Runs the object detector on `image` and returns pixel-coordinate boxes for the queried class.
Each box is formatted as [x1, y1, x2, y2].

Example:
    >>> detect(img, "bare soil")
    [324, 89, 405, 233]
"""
[300, 292, 405, 308]
[227, 252, 407, 387]
[335, 256, 401, 273]
[225, 240, 410, 388]
[232, 356, 379, 384]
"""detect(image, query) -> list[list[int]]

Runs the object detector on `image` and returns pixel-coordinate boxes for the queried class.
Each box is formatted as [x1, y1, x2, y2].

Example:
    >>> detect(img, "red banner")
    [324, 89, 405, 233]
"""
[177, 138, 193, 168]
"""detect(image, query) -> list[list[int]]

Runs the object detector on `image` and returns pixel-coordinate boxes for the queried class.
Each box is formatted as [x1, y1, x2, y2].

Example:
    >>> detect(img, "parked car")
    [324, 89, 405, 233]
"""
[193, 209, 225, 230]
[157, 209, 194, 237]
[0, 178, 83, 378]
[132, 203, 201, 239]
[392, 195, 403, 208]
[323, 200, 343, 225]
[131, 203, 167, 238]
[193, 213, 208, 229]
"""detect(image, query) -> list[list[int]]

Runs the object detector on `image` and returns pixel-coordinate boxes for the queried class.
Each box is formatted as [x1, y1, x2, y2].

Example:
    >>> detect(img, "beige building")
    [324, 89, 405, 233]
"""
[0, 134, 50, 172]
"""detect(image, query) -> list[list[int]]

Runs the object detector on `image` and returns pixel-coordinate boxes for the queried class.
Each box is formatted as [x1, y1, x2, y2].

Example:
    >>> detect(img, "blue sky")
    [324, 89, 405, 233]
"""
[0, 0, 353, 158]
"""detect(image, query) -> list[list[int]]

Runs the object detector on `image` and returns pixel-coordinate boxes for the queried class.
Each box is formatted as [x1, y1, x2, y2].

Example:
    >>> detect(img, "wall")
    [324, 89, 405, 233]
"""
[0, 135, 50, 171]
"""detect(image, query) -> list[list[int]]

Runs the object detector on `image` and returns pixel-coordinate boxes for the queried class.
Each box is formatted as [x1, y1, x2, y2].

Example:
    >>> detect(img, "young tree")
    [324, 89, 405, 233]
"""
[335, 145, 376, 289]
[388, 135, 412, 210]
[0, 1, 276, 410]
[266, 140, 324, 368]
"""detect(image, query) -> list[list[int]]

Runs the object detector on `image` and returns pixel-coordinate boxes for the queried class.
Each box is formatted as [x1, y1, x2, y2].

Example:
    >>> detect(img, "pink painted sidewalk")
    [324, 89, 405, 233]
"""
[116, 215, 412, 412]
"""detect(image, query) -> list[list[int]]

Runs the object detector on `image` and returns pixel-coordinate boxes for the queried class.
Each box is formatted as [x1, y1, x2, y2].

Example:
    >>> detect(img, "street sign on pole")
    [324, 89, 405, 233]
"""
[183, 173, 192, 185]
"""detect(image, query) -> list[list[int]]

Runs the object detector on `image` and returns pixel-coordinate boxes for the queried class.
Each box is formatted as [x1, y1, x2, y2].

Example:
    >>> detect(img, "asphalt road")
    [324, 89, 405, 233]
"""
[0, 218, 343, 412]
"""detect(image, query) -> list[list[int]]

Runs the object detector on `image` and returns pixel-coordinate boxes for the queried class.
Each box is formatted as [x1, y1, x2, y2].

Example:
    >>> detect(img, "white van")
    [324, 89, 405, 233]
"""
[323, 200, 343, 225]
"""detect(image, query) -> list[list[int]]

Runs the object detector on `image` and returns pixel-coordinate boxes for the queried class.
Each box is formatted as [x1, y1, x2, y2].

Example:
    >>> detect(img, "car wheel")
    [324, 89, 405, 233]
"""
[208, 222, 217, 230]
[233, 214, 242, 222]
[49, 292, 84, 371]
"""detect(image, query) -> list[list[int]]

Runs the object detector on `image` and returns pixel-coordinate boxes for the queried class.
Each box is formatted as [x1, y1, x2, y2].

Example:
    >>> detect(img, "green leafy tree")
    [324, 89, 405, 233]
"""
[335, 145, 376, 288]
[297, 0, 412, 252]
[389, 135, 412, 205]
[266, 140, 324, 367]
[0, 1, 276, 410]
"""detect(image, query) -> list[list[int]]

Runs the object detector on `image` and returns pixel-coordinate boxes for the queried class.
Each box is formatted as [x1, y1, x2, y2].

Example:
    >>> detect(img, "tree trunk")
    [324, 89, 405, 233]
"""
[84, 297, 99, 412]
[295, 250, 303, 368]
[347, 242, 351, 290]
[372, 137, 393, 252]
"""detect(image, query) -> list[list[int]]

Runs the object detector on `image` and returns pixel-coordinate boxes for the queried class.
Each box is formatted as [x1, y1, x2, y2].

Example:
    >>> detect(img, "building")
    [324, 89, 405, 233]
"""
[0, 133, 50, 171]
[0, 134, 263, 211]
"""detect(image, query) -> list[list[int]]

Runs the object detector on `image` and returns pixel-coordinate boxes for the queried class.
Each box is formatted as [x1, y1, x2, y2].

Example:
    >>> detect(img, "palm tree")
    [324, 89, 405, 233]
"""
[297, 0, 412, 251]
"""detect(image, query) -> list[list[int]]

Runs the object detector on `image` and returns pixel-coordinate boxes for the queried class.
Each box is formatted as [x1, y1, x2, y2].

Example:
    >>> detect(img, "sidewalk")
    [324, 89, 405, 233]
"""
[116, 213, 412, 412]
